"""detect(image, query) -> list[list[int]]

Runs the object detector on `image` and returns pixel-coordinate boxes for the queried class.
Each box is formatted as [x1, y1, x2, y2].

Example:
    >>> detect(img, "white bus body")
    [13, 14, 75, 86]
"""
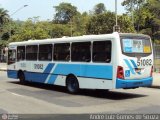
[7, 32, 153, 93]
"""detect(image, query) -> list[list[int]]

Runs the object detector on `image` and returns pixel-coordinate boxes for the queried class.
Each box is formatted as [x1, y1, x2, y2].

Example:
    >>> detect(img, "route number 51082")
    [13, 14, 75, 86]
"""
[137, 59, 152, 67]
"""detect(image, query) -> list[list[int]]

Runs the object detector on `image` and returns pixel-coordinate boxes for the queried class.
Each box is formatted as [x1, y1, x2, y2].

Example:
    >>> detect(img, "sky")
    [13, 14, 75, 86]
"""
[0, 0, 126, 21]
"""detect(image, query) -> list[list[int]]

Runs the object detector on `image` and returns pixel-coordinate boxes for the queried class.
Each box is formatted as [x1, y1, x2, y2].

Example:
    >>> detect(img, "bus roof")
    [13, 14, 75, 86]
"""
[119, 33, 150, 38]
[9, 32, 150, 46]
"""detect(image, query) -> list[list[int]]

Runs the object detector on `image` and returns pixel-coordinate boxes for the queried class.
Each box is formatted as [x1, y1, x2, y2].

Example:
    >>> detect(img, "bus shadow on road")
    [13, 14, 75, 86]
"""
[79, 90, 147, 100]
[9, 81, 147, 100]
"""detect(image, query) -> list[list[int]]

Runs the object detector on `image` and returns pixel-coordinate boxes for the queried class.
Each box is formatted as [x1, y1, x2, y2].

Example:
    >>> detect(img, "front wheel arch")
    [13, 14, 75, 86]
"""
[18, 70, 25, 84]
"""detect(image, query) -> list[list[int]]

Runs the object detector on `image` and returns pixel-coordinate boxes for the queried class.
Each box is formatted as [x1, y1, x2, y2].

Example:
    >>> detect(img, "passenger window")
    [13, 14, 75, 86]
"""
[17, 46, 25, 61]
[92, 41, 111, 63]
[26, 45, 38, 60]
[71, 42, 91, 62]
[53, 43, 70, 61]
[39, 44, 52, 61]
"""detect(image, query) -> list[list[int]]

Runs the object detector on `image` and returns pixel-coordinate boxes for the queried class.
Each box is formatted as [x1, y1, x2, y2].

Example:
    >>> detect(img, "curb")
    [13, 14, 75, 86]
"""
[148, 85, 160, 89]
[0, 68, 7, 71]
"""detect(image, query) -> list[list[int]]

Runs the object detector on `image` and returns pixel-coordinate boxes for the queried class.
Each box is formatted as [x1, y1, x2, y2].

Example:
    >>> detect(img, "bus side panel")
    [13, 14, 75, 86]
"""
[7, 70, 18, 79]
[24, 62, 55, 82]
[53, 64, 113, 89]
[53, 64, 113, 80]
[22, 62, 114, 89]
[7, 63, 18, 79]
[77, 77, 113, 89]
[24, 72, 56, 83]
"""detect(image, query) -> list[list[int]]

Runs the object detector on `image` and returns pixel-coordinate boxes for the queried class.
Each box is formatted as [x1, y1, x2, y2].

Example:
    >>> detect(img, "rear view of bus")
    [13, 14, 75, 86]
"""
[116, 33, 153, 89]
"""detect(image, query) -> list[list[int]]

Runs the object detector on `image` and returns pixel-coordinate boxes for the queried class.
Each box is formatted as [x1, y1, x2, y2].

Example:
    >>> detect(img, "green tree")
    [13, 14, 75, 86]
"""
[0, 8, 9, 26]
[93, 3, 106, 14]
[0, 8, 10, 41]
[122, 0, 145, 13]
[86, 12, 115, 34]
[145, 0, 160, 41]
[86, 12, 134, 34]
[121, 0, 160, 42]
[122, 0, 147, 30]
[0, 23, 10, 40]
[50, 24, 70, 38]
[9, 18, 50, 42]
[54, 2, 78, 24]
[118, 14, 135, 33]
[70, 12, 90, 36]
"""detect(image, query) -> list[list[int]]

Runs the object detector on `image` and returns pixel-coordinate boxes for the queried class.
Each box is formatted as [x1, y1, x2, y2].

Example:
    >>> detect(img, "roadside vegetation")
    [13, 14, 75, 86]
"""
[0, 0, 160, 47]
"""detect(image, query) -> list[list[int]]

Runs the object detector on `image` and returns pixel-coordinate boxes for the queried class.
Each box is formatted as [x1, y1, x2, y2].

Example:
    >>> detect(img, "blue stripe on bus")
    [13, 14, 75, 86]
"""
[116, 77, 153, 88]
[124, 59, 135, 74]
[25, 63, 55, 83]
[43, 63, 55, 73]
[130, 60, 141, 75]
[53, 64, 113, 80]
[130, 60, 137, 68]
[47, 75, 58, 84]
[25, 72, 49, 83]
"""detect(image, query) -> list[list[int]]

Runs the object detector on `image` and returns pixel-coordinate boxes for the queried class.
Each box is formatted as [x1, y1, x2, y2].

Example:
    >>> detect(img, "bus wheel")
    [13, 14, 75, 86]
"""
[66, 75, 79, 94]
[18, 72, 25, 84]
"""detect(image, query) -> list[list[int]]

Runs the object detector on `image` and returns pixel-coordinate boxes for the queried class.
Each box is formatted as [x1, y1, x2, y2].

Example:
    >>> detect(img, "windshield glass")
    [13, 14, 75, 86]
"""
[8, 50, 16, 65]
[120, 36, 152, 57]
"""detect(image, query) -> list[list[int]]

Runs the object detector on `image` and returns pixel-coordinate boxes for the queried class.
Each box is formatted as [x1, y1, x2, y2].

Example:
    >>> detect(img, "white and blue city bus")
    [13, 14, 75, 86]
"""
[7, 32, 153, 93]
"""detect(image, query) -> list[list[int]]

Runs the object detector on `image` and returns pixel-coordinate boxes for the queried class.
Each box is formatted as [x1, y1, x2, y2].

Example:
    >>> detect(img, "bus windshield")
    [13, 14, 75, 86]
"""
[120, 36, 152, 57]
[8, 50, 16, 65]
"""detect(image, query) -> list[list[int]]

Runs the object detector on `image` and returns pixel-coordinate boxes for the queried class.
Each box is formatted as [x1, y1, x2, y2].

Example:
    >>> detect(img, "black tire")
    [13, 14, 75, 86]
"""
[19, 72, 25, 84]
[66, 75, 79, 94]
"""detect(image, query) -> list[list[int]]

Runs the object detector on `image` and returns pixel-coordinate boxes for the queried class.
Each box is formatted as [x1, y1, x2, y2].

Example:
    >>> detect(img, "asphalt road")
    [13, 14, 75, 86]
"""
[0, 71, 160, 119]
